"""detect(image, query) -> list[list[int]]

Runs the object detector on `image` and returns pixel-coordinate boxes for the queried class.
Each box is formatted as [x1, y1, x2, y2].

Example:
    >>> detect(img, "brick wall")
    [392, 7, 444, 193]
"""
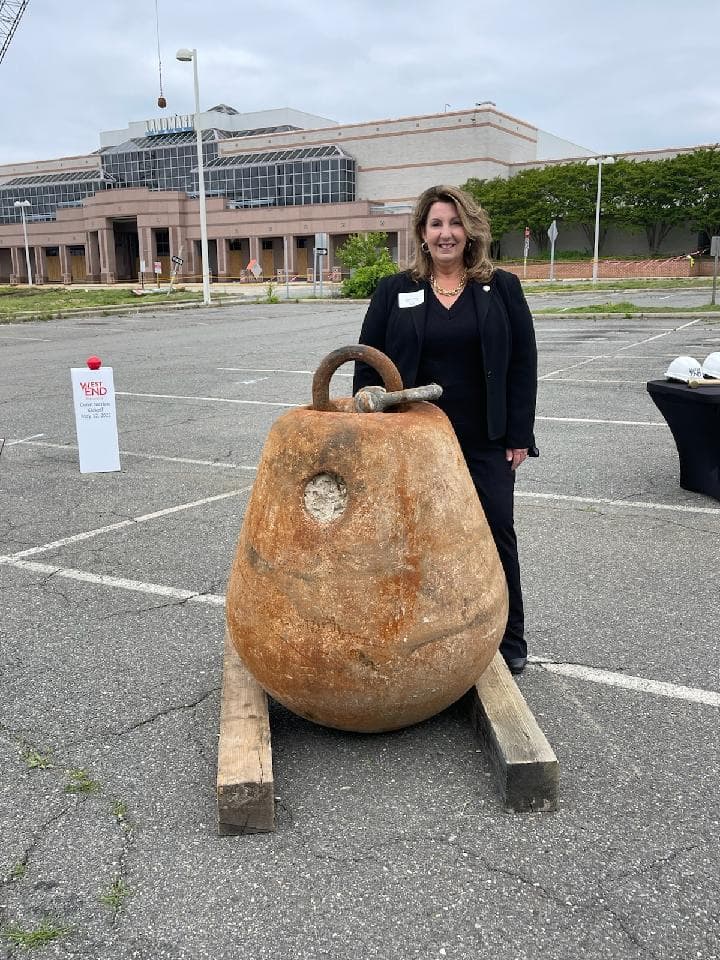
[500, 257, 715, 281]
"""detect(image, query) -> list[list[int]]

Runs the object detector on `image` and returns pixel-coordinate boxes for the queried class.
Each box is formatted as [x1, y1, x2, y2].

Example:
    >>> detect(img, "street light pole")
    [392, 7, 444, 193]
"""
[587, 156, 614, 283]
[176, 47, 211, 306]
[14, 200, 33, 286]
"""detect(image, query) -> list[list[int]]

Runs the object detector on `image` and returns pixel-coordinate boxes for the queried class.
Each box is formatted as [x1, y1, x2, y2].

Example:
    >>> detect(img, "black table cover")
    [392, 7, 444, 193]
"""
[647, 379, 720, 502]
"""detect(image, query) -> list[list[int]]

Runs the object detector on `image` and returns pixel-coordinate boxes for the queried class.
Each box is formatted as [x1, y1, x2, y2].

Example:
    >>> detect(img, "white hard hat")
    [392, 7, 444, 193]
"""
[702, 352, 720, 379]
[665, 356, 703, 383]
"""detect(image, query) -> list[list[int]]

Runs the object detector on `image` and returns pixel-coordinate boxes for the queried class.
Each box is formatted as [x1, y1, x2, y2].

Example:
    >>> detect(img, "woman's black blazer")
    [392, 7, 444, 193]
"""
[353, 269, 538, 451]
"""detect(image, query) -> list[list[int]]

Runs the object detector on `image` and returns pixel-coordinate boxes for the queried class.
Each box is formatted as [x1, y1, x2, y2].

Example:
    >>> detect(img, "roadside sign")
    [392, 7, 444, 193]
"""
[711, 236, 720, 256]
[171, 255, 183, 265]
[140, 259, 146, 273]
[70, 357, 120, 474]
[153, 261, 162, 274]
[316, 247, 328, 255]
[523, 237, 530, 257]
[548, 220, 559, 280]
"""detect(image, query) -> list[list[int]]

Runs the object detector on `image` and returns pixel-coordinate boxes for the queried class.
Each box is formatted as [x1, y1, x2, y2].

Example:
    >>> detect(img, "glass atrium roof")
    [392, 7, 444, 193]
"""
[207, 145, 351, 168]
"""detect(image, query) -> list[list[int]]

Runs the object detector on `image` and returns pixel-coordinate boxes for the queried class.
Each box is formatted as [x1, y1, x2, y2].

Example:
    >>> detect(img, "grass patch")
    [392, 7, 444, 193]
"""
[2, 920, 69, 948]
[535, 301, 720, 315]
[99, 877, 131, 911]
[21, 748, 53, 770]
[9, 861, 27, 881]
[0, 285, 202, 322]
[524, 277, 715, 294]
[64, 768, 100, 794]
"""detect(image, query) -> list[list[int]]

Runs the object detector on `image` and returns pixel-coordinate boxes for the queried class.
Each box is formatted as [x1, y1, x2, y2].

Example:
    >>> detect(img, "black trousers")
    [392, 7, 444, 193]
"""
[465, 447, 526, 661]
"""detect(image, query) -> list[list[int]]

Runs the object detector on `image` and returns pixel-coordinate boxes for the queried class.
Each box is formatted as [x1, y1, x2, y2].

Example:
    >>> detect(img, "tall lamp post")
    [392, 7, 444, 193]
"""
[176, 47, 211, 306]
[586, 156, 614, 283]
[14, 200, 33, 286]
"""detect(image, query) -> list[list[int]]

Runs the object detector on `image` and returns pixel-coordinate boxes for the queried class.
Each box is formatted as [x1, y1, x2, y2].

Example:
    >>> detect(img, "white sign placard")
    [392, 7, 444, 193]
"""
[71, 366, 121, 473]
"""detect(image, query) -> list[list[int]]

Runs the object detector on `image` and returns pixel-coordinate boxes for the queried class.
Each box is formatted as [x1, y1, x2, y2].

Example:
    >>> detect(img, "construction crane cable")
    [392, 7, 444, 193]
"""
[0, 0, 30, 66]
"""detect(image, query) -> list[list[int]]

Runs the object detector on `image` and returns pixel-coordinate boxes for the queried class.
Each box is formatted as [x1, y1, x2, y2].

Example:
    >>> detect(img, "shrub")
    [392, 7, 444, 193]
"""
[341, 259, 397, 298]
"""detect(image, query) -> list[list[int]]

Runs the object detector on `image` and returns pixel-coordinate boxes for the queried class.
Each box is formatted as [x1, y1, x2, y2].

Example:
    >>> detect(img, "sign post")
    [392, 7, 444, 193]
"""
[711, 236, 720, 306]
[523, 226, 530, 279]
[169, 252, 184, 292]
[139, 259, 146, 290]
[283, 236, 290, 300]
[548, 220, 559, 281]
[315, 233, 328, 298]
[70, 356, 120, 473]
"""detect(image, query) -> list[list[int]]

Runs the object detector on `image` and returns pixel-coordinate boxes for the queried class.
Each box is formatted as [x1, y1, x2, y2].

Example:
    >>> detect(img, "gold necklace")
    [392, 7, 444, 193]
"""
[431, 270, 467, 297]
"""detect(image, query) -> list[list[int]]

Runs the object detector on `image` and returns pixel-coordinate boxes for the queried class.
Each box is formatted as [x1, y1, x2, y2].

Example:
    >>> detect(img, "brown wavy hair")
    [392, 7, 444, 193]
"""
[410, 184, 494, 283]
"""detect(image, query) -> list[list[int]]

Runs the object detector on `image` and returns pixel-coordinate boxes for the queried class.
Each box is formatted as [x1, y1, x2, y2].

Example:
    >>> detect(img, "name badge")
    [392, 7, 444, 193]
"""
[398, 290, 424, 308]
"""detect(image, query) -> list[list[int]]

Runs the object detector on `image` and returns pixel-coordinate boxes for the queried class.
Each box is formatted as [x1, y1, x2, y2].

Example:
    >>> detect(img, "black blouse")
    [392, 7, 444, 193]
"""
[415, 287, 494, 454]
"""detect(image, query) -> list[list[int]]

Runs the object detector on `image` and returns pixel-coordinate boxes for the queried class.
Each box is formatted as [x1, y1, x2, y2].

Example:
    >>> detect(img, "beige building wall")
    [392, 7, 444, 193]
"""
[0, 103, 712, 284]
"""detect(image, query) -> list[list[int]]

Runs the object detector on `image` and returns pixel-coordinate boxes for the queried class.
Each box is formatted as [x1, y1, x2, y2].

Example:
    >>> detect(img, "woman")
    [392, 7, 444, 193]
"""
[353, 184, 538, 675]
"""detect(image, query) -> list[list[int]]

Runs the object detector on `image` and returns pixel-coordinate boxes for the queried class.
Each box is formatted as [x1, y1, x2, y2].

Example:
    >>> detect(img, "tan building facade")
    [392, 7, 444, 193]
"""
[0, 102, 702, 285]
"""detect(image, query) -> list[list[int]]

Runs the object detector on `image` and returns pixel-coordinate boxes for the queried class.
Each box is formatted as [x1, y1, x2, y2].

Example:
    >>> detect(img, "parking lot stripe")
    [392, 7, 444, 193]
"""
[515, 491, 720, 516]
[539, 318, 702, 380]
[11, 487, 253, 559]
[0, 555, 226, 606]
[116, 391, 296, 407]
[536, 416, 663, 426]
[534, 659, 720, 707]
[540, 378, 643, 384]
[3, 553, 717, 707]
[20, 440, 258, 471]
[217, 367, 353, 377]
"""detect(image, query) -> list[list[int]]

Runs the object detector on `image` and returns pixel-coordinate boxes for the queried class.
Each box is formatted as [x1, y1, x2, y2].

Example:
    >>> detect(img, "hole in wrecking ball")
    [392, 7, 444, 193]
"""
[303, 473, 347, 522]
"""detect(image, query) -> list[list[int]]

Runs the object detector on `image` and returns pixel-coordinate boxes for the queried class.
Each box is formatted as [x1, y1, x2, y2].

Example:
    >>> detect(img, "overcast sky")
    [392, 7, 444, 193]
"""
[1, 0, 718, 165]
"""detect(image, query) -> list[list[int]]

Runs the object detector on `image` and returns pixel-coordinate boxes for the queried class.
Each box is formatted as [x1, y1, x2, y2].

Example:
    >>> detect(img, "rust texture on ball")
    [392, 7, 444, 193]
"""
[226, 399, 508, 733]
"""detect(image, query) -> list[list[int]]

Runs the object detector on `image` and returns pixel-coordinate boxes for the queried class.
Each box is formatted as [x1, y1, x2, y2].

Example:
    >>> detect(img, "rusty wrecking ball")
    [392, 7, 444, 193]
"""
[226, 345, 508, 733]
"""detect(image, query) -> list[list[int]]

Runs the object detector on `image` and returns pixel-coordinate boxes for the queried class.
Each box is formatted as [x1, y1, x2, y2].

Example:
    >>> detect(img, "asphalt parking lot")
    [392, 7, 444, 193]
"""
[1, 296, 719, 960]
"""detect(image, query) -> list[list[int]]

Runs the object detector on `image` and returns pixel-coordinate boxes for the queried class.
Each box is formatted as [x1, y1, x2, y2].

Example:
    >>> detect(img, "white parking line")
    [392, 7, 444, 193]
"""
[6, 433, 45, 445]
[533, 659, 720, 708]
[536, 416, 663, 426]
[217, 366, 353, 377]
[11, 487, 254, 558]
[0, 555, 225, 606]
[540, 318, 702, 380]
[116, 391, 296, 407]
[2, 552, 717, 707]
[541, 378, 643, 384]
[0, 335, 52, 342]
[20, 440, 258, 471]
[515, 490, 720, 516]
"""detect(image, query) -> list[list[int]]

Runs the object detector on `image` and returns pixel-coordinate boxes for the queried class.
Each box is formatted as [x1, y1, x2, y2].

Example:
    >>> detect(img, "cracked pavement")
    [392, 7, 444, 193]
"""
[1, 298, 719, 959]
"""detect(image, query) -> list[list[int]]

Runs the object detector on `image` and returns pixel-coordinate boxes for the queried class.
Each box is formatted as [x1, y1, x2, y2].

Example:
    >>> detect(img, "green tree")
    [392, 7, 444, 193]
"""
[501, 168, 561, 254]
[674, 147, 720, 242]
[336, 232, 392, 270]
[462, 177, 512, 257]
[542, 161, 612, 252]
[610, 157, 689, 255]
[336, 232, 396, 298]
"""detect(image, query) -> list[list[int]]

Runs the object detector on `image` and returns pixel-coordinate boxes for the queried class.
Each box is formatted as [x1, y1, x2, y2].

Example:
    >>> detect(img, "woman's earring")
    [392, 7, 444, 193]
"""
[421, 241, 429, 253]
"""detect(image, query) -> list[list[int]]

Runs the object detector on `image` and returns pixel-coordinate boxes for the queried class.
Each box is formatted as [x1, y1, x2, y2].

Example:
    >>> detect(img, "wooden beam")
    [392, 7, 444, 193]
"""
[217, 629, 275, 834]
[470, 653, 559, 813]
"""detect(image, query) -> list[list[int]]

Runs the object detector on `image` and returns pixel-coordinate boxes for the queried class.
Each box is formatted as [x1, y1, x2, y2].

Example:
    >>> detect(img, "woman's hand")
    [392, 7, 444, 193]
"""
[506, 448, 528, 471]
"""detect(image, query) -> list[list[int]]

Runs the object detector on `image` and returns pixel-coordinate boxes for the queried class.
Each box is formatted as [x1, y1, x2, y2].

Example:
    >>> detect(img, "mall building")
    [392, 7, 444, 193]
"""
[0, 101, 688, 285]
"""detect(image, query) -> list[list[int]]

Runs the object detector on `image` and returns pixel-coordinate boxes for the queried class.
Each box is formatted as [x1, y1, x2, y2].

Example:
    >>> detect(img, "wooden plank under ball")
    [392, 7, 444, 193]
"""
[217, 629, 275, 834]
[470, 652, 559, 813]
